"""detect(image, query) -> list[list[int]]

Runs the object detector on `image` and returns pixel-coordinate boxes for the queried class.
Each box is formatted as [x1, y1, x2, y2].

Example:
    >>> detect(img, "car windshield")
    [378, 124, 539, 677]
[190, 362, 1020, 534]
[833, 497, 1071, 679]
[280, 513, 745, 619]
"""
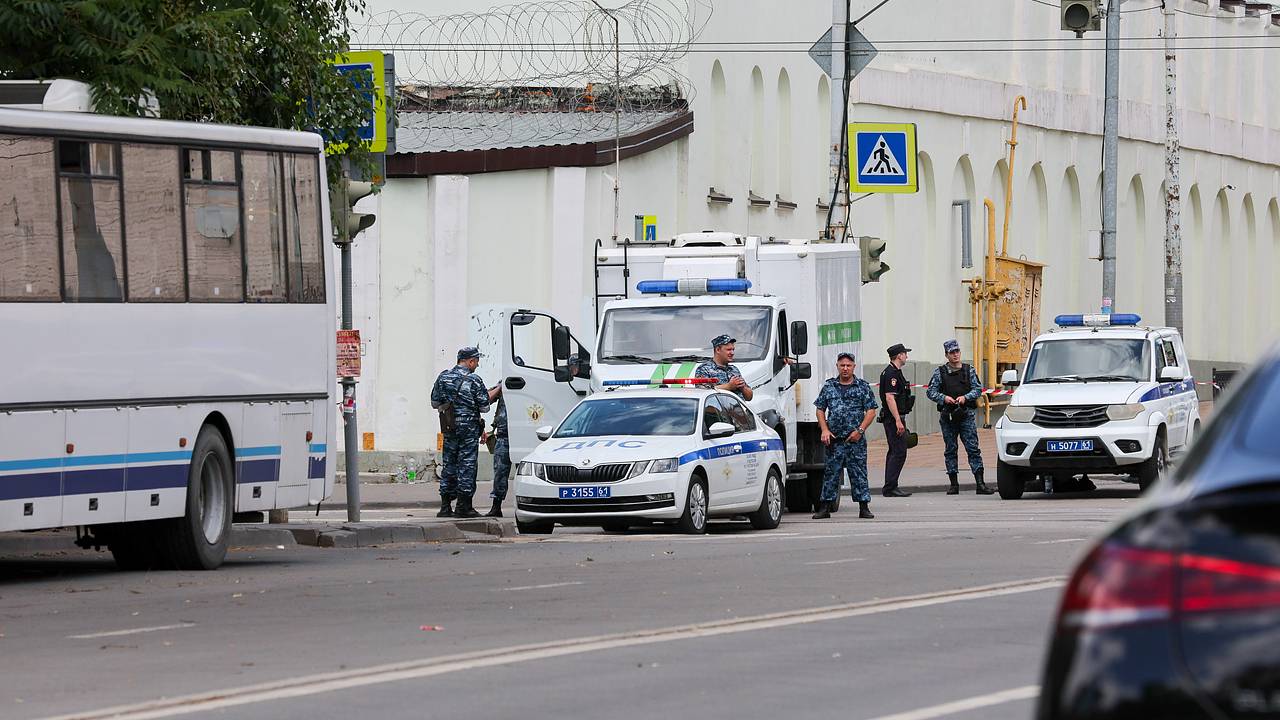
[554, 397, 699, 438]
[599, 305, 772, 363]
[1023, 338, 1150, 383]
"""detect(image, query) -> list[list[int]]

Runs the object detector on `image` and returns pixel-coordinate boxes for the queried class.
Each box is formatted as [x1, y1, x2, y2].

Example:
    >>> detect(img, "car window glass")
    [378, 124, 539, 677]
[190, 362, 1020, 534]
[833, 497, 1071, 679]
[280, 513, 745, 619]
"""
[722, 395, 757, 432]
[1160, 340, 1178, 369]
[702, 395, 730, 434]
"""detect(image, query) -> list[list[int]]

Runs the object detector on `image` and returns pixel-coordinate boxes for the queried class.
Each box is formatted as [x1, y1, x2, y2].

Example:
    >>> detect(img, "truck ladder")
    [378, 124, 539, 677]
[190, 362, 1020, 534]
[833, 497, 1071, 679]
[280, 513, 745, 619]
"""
[593, 238, 631, 330]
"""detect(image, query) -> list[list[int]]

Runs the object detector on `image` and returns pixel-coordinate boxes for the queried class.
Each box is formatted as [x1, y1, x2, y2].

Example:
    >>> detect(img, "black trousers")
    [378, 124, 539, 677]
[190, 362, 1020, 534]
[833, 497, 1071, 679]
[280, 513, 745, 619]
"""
[882, 417, 908, 490]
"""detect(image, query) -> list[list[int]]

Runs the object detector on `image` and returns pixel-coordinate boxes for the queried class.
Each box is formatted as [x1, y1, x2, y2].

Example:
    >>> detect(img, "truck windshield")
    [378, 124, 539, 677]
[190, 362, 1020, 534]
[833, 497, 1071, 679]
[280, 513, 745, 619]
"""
[555, 397, 699, 437]
[599, 306, 772, 363]
[1023, 339, 1150, 383]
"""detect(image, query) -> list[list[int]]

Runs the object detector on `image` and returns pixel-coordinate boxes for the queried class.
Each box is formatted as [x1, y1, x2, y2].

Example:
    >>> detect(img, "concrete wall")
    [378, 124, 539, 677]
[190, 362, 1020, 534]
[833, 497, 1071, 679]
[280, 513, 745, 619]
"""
[346, 0, 1280, 454]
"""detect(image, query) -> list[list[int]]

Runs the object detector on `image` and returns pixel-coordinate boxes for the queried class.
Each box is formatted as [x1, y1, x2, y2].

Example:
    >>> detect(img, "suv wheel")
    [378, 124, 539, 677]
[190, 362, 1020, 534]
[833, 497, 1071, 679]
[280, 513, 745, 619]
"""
[1136, 433, 1167, 492]
[996, 460, 1026, 500]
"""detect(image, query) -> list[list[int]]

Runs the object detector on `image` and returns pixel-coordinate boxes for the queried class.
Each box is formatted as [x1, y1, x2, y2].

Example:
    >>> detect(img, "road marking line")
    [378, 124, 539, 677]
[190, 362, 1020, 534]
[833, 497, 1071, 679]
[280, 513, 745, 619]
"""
[805, 558, 864, 566]
[1033, 538, 1087, 545]
[858, 685, 1039, 720]
[494, 581, 584, 592]
[43, 576, 1062, 720]
[67, 623, 196, 640]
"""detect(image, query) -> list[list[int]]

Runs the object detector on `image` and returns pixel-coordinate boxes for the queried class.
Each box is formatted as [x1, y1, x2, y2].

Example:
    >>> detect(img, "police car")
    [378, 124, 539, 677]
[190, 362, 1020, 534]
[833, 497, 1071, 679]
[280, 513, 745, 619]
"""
[994, 314, 1203, 499]
[513, 380, 786, 535]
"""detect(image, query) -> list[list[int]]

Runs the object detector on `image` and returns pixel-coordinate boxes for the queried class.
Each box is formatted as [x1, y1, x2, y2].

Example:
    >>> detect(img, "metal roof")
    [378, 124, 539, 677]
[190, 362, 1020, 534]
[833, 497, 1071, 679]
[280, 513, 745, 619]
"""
[394, 109, 686, 154]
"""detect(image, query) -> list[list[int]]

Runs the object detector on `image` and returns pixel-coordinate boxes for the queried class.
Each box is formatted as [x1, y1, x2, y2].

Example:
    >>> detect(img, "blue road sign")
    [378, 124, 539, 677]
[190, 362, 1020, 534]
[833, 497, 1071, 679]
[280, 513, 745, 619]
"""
[848, 122, 918, 194]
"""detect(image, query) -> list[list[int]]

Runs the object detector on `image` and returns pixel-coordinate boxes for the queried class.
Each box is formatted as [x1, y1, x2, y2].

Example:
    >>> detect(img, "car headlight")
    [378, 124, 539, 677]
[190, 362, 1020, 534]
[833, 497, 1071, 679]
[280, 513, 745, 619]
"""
[626, 460, 650, 479]
[1106, 403, 1145, 421]
[1004, 406, 1035, 423]
[518, 462, 545, 479]
[649, 457, 679, 474]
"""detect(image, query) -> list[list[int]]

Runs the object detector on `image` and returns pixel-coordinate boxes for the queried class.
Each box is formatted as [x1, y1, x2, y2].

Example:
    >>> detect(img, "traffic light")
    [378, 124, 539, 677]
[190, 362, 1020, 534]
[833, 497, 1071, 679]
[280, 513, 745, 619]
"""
[337, 179, 375, 244]
[858, 236, 889, 283]
[1061, 0, 1100, 36]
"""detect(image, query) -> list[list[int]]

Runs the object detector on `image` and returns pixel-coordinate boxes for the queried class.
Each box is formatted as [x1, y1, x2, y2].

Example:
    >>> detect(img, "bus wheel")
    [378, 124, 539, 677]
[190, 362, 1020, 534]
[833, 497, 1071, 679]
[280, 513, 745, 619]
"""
[166, 425, 234, 570]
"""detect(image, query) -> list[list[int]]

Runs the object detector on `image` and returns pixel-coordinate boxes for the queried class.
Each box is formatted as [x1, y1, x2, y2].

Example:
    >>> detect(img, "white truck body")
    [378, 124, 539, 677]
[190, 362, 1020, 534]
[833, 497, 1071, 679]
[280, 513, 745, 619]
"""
[485, 232, 863, 511]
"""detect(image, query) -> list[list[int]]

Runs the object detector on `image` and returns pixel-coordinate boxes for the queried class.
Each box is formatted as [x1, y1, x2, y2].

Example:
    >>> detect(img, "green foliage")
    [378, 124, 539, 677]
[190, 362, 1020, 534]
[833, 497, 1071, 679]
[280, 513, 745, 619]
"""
[0, 0, 374, 218]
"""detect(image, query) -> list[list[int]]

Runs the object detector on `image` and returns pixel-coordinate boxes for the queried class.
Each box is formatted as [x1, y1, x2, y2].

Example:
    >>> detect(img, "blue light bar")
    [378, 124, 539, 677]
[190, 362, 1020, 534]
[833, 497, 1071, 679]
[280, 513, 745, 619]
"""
[1055, 313, 1141, 327]
[636, 278, 752, 295]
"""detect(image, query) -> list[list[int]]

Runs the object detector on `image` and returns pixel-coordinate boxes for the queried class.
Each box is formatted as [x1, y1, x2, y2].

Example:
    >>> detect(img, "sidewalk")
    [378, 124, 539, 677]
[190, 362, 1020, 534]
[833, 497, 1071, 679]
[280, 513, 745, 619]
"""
[332, 401, 1214, 507]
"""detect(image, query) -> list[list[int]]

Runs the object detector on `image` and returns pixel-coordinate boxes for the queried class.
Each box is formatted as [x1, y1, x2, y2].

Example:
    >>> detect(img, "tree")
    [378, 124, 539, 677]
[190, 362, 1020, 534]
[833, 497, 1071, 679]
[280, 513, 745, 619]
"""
[0, 0, 373, 198]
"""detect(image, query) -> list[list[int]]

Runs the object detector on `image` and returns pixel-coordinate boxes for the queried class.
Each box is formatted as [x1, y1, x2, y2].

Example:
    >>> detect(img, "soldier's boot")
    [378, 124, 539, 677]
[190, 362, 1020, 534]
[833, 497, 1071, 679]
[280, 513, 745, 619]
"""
[858, 501, 875, 519]
[436, 495, 455, 518]
[974, 469, 995, 495]
[454, 494, 481, 519]
[946, 473, 960, 495]
[485, 498, 503, 518]
[811, 501, 831, 520]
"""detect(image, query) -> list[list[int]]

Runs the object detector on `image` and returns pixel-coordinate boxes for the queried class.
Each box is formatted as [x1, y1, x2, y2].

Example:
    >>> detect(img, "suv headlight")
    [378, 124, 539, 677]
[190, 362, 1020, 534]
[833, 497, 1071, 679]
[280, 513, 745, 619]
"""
[1005, 406, 1035, 423]
[626, 460, 650, 479]
[649, 457, 679, 474]
[1106, 403, 1145, 421]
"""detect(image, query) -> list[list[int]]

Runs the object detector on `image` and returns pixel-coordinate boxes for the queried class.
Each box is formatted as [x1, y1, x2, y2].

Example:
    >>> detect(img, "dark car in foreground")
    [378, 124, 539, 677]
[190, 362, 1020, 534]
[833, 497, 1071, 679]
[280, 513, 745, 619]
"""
[1038, 343, 1280, 720]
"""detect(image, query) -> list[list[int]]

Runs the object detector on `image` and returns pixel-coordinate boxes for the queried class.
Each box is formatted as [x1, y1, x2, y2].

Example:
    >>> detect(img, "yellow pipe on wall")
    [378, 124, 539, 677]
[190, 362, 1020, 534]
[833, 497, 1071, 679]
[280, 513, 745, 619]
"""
[1001, 96, 1027, 258]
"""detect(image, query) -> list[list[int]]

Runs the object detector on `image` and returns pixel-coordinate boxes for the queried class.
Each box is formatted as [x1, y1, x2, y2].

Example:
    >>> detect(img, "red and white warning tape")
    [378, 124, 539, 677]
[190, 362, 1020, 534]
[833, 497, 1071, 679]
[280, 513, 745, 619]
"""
[905, 381, 1218, 394]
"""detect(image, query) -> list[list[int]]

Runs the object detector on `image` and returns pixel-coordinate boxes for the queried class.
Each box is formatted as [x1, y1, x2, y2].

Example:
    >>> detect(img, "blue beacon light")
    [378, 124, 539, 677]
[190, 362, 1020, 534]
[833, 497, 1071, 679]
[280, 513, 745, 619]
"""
[636, 278, 752, 295]
[1055, 313, 1141, 327]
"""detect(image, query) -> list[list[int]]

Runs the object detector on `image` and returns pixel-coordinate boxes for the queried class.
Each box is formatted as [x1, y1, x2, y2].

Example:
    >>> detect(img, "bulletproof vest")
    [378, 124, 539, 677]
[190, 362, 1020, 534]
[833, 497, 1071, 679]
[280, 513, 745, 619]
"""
[939, 364, 972, 398]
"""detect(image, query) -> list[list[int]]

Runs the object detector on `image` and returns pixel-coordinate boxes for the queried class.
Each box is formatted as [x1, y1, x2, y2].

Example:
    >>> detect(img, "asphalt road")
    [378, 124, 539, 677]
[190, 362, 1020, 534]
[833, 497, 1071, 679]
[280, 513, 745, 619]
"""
[0, 482, 1145, 720]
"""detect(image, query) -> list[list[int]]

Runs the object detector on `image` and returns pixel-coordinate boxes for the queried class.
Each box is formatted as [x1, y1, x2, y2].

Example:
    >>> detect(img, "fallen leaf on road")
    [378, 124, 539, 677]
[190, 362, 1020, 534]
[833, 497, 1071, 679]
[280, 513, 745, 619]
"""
[232, 593, 244, 598]
[451, 550, 461, 555]
[420, 625, 444, 631]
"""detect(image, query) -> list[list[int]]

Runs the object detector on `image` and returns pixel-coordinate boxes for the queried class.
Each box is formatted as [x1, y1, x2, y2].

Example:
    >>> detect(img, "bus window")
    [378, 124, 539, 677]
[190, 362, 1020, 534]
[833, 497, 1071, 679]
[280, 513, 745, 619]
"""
[0, 135, 59, 301]
[123, 144, 184, 301]
[242, 152, 287, 302]
[183, 148, 243, 302]
[58, 140, 124, 302]
[284, 153, 324, 303]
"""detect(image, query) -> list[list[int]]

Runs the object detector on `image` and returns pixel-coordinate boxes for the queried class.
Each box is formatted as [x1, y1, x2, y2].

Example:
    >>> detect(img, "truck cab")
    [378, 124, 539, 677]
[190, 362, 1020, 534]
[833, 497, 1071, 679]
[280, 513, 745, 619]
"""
[485, 232, 863, 512]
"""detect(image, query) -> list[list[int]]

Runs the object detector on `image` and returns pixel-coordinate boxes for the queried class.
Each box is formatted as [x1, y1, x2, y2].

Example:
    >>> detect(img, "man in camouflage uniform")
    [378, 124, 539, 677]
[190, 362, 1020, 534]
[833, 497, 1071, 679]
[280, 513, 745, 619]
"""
[482, 390, 510, 517]
[694, 334, 753, 400]
[431, 346, 498, 518]
[813, 352, 879, 519]
[926, 339, 995, 495]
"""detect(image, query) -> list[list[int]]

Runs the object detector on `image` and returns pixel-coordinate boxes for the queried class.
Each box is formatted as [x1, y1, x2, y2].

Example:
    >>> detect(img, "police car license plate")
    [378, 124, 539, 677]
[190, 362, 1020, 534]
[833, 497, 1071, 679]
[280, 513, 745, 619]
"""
[1046, 440, 1094, 452]
[559, 486, 611, 500]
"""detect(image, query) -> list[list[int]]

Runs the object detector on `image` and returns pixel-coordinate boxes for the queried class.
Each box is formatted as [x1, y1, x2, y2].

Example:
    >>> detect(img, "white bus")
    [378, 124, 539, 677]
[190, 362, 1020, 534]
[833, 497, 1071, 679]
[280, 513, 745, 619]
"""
[0, 105, 336, 570]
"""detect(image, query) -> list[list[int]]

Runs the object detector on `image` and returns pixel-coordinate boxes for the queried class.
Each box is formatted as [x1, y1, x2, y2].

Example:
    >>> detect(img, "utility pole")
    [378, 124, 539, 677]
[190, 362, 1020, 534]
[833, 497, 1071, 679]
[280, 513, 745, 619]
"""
[1162, 0, 1183, 333]
[1100, 0, 1120, 314]
[591, 0, 621, 246]
[825, 0, 849, 241]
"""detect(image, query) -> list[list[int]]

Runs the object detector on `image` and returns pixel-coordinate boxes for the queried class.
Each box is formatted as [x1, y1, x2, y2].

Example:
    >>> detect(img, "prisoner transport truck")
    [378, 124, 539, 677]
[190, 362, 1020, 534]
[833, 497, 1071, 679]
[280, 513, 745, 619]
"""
[488, 231, 863, 512]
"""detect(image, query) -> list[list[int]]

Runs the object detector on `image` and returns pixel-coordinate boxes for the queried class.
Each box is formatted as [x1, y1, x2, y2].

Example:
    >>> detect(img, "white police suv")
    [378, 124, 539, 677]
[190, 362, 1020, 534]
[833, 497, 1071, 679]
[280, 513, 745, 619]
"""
[513, 382, 786, 535]
[994, 314, 1203, 499]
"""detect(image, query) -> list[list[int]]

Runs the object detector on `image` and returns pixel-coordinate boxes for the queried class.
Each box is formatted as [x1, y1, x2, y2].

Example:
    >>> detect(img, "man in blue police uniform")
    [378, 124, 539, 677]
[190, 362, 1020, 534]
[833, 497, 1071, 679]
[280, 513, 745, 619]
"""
[482, 390, 510, 517]
[813, 352, 879, 520]
[926, 339, 995, 495]
[879, 343, 913, 497]
[694, 335, 753, 400]
[431, 346, 499, 518]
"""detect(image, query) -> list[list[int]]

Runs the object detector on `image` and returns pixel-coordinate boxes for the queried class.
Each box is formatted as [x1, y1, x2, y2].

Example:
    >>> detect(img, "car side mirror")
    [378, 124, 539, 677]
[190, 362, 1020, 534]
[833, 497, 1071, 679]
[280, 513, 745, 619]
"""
[707, 421, 736, 439]
[1158, 366, 1185, 382]
[552, 325, 571, 361]
[790, 321, 809, 356]
[536, 425, 554, 441]
[789, 362, 812, 383]
[1001, 369, 1019, 387]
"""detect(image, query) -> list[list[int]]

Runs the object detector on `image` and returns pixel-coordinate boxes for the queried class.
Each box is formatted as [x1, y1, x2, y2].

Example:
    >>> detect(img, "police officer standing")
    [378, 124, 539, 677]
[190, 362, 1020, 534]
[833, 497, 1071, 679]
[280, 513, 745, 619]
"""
[926, 339, 995, 495]
[481, 389, 510, 518]
[431, 347, 499, 518]
[813, 352, 879, 520]
[879, 343, 913, 497]
[694, 335, 753, 400]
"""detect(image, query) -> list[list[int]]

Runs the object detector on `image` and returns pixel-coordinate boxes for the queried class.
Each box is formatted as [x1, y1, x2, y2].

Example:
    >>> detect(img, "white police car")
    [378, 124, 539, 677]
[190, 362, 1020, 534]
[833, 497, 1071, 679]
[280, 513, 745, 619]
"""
[994, 314, 1202, 499]
[513, 381, 786, 535]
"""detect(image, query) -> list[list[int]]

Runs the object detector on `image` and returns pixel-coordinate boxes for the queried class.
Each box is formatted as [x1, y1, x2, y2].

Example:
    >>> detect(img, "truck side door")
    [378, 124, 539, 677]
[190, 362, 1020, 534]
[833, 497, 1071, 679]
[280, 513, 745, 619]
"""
[500, 309, 588, 463]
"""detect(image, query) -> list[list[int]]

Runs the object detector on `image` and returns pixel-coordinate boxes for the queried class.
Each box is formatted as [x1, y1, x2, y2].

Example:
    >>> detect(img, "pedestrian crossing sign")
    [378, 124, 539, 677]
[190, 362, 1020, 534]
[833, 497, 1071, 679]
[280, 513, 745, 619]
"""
[849, 123, 918, 194]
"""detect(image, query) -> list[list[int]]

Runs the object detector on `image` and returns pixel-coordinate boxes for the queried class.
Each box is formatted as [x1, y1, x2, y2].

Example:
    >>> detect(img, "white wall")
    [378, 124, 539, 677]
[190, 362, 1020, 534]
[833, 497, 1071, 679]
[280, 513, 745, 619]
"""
[355, 0, 1280, 452]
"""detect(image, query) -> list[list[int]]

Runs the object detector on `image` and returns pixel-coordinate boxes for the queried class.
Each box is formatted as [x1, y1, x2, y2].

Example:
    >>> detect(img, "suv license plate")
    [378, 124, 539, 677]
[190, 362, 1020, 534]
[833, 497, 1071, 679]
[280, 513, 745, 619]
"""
[559, 486, 611, 500]
[1046, 440, 1094, 452]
